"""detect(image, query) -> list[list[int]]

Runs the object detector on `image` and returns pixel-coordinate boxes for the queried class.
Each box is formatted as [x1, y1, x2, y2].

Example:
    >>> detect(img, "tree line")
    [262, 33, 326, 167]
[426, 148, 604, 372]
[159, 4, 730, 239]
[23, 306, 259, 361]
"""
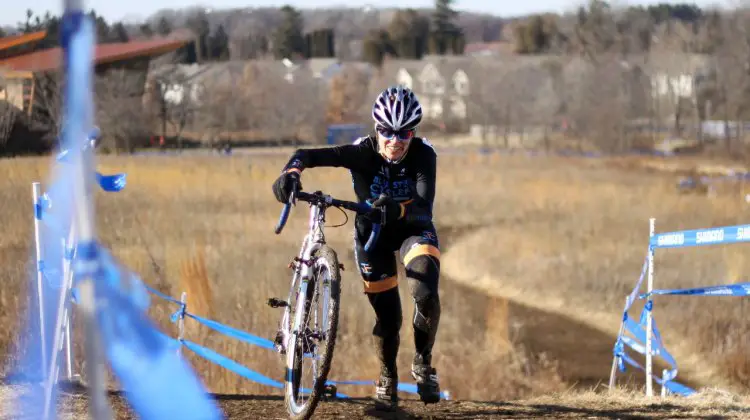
[512, 1, 718, 55]
[362, 0, 466, 66]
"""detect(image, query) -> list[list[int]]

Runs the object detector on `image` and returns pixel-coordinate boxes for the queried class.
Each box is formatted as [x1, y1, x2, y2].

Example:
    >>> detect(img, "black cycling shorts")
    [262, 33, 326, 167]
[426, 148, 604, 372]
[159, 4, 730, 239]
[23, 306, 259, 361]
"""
[353, 219, 440, 293]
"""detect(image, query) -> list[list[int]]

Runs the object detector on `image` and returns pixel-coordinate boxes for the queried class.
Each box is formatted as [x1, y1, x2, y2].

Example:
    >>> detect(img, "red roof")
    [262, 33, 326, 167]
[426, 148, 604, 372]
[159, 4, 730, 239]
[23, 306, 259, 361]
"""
[0, 31, 47, 52]
[0, 37, 191, 73]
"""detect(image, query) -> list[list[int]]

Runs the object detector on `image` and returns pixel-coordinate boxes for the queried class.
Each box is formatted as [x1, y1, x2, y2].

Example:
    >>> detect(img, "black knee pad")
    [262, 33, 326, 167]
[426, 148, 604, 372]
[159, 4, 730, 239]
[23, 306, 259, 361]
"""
[412, 293, 440, 333]
[405, 255, 440, 301]
[405, 255, 441, 333]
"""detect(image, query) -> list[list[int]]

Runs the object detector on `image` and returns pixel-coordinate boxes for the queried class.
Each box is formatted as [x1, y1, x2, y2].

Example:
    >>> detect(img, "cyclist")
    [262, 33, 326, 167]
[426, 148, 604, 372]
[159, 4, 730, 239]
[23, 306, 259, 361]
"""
[272, 85, 442, 408]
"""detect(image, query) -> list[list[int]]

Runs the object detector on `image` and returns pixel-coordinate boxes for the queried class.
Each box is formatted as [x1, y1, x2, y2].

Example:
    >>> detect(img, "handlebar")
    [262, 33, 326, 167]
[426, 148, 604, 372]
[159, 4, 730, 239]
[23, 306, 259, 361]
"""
[274, 190, 381, 252]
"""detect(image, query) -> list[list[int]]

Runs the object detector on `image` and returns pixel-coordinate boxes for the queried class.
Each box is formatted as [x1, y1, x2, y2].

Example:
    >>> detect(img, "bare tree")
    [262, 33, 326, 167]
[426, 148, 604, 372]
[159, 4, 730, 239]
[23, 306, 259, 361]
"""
[95, 69, 151, 153]
[196, 67, 246, 147]
[144, 63, 210, 149]
[0, 102, 19, 150]
[467, 61, 509, 146]
[326, 64, 370, 125]
[0, 75, 18, 148]
[31, 73, 64, 139]
[468, 60, 554, 149]
[710, 11, 750, 151]
[568, 57, 633, 152]
[229, 24, 270, 60]
[188, 62, 327, 146]
[241, 63, 327, 144]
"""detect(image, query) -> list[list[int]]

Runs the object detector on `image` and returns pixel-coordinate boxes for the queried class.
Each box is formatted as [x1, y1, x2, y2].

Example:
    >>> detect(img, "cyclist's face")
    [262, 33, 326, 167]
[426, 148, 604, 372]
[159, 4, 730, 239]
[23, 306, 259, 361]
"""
[376, 126, 413, 161]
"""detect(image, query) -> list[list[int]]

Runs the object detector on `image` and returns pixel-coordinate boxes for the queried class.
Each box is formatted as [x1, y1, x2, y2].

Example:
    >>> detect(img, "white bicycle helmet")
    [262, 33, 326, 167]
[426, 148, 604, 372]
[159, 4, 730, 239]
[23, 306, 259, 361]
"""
[372, 85, 423, 132]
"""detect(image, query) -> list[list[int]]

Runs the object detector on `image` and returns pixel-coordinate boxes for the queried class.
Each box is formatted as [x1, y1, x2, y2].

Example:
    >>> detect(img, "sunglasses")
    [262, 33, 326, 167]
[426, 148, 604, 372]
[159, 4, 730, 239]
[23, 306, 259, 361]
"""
[376, 126, 415, 141]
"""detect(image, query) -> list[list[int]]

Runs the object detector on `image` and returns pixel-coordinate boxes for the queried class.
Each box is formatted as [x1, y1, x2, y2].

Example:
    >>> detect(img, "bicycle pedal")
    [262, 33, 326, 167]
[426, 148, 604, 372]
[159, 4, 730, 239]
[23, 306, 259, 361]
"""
[323, 384, 338, 400]
[267, 298, 288, 308]
[273, 331, 286, 354]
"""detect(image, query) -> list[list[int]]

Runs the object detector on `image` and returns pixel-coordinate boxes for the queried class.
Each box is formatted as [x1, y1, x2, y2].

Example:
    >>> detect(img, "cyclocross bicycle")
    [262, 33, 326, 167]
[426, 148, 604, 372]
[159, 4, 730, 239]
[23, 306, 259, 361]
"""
[268, 189, 381, 420]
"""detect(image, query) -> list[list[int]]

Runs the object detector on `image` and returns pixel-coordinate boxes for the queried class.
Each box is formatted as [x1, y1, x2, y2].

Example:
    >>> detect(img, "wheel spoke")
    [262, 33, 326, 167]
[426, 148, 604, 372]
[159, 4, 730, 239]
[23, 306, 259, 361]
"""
[284, 247, 341, 419]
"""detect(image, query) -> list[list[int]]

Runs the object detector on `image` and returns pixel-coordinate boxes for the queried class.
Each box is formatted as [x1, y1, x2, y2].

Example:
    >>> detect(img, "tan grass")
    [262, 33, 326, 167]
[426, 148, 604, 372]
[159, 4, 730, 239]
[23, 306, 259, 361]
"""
[2, 150, 750, 402]
[439, 151, 750, 393]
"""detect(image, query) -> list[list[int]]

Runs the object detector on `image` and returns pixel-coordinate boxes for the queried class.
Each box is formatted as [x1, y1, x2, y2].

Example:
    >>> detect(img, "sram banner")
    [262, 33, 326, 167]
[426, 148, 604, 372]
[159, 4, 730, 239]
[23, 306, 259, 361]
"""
[651, 224, 750, 248]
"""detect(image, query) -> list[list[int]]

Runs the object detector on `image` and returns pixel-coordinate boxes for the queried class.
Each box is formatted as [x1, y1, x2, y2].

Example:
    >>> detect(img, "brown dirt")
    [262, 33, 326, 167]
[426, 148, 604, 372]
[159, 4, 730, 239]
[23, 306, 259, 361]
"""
[5, 384, 750, 419]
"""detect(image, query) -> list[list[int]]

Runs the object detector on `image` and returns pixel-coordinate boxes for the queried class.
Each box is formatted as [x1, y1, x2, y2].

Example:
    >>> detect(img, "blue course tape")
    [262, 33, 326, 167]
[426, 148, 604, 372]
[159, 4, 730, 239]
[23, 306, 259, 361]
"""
[95, 172, 127, 192]
[614, 220, 750, 397]
[643, 282, 750, 298]
[182, 339, 284, 389]
[143, 284, 183, 306]
[613, 303, 694, 396]
[651, 223, 750, 249]
[182, 340, 351, 398]
[143, 288, 451, 400]
[186, 313, 277, 351]
[90, 244, 222, 419]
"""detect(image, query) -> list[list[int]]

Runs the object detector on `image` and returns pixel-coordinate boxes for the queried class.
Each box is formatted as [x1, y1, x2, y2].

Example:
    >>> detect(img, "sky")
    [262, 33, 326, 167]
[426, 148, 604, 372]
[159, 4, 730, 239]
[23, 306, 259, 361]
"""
[0, 0, 734, 27]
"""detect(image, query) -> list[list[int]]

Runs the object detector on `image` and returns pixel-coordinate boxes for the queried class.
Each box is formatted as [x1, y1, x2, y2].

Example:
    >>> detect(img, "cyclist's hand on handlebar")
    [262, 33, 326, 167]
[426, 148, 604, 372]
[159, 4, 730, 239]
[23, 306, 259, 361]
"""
[272, 170, 301, 204]
[366, 194, 402, 225]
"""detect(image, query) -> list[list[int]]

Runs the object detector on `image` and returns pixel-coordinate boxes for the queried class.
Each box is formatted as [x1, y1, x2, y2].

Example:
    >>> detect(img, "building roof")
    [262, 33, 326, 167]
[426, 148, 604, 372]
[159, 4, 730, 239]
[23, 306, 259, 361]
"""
[0, 31, 47, 52]
[0, 37, 191, 73]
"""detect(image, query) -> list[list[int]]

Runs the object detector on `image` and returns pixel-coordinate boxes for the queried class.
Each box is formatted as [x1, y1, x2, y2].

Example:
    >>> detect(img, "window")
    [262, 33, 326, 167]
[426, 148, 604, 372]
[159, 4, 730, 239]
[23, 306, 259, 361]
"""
[421, 78, 445, 95]
[430, 98, 443, 118]
[420, 64, 445, 95]
[397, 68, 413, 89]
[450, 95, 466, 119]
[453, 70, 469, 96]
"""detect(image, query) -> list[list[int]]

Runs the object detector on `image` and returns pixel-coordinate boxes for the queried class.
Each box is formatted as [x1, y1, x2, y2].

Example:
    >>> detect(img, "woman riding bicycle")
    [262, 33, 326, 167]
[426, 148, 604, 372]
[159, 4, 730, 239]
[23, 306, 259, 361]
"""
[272, 85, 442, 408]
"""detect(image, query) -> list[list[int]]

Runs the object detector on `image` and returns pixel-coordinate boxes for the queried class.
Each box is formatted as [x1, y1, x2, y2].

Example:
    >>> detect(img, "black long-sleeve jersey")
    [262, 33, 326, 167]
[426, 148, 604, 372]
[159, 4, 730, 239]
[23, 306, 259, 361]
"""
[282, 135, 437, 228]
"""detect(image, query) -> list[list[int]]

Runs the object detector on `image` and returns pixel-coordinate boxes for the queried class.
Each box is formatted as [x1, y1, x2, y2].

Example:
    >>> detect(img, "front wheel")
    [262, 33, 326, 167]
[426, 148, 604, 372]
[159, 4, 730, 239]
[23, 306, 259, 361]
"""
[284, 245, 341, 420]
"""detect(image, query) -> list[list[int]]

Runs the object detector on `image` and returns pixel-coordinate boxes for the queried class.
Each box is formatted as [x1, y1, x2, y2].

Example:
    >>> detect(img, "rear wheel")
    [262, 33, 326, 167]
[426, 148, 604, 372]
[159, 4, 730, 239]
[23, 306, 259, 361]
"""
[284, 245, 341, 420]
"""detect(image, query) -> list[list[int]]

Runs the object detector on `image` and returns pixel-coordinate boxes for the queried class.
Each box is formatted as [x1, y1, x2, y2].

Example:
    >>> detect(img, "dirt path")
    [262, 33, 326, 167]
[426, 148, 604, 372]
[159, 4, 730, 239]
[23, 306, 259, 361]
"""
[438, 224, 727, 393]
[5, 384, 749, 419]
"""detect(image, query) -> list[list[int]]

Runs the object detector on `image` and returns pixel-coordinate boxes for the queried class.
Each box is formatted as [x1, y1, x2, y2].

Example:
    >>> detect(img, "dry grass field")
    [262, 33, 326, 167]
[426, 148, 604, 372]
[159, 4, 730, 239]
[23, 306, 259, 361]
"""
[2, 148, 750, 416]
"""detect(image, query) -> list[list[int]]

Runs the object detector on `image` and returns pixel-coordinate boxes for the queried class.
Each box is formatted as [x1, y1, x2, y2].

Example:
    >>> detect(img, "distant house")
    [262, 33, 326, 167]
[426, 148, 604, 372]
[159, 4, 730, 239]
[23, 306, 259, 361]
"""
[148, 60, 294, 107]
[0, 30, 191, 117]
[403, 57, 474, 123]
[645, 53, 710, 100]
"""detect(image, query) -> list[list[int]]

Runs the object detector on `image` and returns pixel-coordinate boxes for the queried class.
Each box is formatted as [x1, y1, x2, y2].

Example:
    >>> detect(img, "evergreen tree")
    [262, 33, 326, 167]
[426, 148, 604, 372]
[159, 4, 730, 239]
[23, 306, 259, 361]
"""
[111, 22, 129, 43]
[157, 17, 172, 36]
[140, 23, 154, 37]
[430, 0, 464, 55]
[186, 10, 210, 62]
[272, 5, 306, 60]
[362, 30, 395, 67]
[387, 9, 429, 59]
[433, 0, 458, 34]
[210, 25, 230, 60]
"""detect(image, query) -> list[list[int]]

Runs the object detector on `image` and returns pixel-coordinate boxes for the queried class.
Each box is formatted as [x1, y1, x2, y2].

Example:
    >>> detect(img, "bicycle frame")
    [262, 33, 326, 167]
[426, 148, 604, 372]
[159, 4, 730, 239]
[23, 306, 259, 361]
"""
[272, 189, 380, 357]
[276, 200, 328, 355]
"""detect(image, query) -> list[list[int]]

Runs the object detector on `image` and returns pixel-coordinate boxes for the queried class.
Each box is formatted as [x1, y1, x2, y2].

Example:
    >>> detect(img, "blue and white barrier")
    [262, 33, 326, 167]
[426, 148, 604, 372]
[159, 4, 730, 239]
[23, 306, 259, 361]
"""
[143, 284, 451, 400]
[610, 218, 750, 397]
[29, 171, 126, 384]
[11, 3, 222, 419]
[26, 176, 449, 418]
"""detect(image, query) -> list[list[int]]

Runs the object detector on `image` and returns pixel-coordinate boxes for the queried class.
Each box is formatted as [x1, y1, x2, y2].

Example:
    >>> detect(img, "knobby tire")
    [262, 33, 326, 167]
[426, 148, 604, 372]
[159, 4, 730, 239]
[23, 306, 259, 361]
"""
[284, 245, 341, 420]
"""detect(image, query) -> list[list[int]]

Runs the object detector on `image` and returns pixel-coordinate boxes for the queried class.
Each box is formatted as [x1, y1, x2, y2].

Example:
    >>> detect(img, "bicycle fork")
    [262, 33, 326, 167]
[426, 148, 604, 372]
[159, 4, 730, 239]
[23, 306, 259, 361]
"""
[268, 246, 314, 355]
